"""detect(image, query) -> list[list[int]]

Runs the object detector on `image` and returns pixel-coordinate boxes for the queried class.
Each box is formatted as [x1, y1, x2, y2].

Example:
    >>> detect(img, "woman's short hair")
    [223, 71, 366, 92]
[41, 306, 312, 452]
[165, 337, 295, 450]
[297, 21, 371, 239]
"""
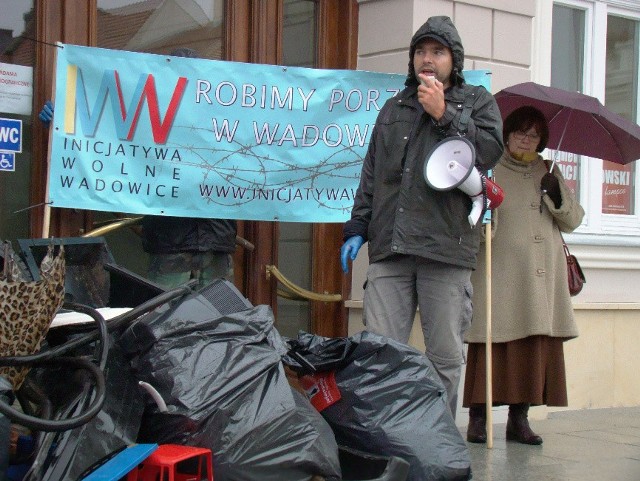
[503, 105, 549, 152]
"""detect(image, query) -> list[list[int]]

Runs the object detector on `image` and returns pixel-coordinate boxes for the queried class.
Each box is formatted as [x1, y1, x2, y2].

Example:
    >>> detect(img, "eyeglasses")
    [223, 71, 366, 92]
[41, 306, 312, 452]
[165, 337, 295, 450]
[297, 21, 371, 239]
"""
[512, 130, 541, 141]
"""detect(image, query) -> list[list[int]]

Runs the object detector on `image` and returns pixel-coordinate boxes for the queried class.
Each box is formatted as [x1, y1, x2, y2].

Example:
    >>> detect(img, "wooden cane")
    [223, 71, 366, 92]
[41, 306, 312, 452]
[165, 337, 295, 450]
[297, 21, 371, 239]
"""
[485, 219, 493, 448]
[42, 44, 61, 238]
[42, 102, 53, 237]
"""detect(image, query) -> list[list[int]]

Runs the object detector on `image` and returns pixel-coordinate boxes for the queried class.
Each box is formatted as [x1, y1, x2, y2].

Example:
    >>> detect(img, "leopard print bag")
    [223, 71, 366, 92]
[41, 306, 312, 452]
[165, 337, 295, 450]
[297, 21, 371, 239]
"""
[0, 242, 65, 390]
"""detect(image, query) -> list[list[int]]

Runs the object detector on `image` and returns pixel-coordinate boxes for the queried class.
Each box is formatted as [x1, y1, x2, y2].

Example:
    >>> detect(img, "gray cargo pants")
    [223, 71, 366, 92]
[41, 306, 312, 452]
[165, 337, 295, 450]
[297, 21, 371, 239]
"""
[363, 255, 473, 419]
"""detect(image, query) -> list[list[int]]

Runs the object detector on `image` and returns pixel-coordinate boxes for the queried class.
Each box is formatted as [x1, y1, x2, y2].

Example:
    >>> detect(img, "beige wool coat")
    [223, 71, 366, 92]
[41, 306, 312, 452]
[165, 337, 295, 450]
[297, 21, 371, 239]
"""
[465, 151, 585, 343]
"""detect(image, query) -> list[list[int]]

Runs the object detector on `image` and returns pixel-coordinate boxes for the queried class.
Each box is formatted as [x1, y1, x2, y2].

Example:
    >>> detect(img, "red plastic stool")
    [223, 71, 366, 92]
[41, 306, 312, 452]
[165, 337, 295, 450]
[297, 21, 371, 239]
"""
[128, 444, 214, 481]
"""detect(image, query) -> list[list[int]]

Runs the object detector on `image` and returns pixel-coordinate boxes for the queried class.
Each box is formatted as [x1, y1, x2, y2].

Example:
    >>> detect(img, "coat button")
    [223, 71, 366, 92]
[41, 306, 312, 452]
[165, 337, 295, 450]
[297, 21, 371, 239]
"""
[392, 245, 398, 251]
[399, 208, 404, 213]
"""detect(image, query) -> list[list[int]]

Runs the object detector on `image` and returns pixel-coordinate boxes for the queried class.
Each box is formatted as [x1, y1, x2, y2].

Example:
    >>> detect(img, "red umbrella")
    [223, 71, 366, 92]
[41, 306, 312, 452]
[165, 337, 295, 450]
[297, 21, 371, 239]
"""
[494, 82, 640, 165]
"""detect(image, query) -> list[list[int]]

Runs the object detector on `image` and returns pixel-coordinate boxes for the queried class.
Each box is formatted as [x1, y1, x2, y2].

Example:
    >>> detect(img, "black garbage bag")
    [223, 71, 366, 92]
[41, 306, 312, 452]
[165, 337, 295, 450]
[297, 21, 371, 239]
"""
[0, 377, 12, 480]
[122, 291, 341, 481]
[284, 331, 472, 481]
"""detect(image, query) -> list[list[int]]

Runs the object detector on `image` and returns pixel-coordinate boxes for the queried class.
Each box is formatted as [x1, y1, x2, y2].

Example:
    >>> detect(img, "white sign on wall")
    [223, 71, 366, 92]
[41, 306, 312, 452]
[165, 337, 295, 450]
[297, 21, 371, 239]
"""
[0, 62, 33, 116]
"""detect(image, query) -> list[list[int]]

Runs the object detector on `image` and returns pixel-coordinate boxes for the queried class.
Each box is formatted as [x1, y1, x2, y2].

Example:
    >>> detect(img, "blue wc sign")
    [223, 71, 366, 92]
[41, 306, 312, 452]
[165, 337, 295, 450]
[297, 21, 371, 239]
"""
[0, 118, 22, 153]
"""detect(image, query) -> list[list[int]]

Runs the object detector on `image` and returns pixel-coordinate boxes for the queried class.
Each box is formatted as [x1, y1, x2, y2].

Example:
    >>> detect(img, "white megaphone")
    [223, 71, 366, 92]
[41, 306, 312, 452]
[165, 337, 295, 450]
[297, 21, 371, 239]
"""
[423, 137, 504, 227]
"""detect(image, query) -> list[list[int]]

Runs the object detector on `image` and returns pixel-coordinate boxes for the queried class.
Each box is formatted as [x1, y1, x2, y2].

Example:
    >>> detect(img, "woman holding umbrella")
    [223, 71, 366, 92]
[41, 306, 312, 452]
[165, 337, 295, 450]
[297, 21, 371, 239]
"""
[463, 106, 585, 445]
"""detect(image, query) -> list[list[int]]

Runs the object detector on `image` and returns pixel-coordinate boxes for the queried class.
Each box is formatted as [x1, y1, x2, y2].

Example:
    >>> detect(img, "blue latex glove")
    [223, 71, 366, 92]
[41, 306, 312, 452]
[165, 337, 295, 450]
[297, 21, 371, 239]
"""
[38, 100, 54, 124]
[340, 235, 364, 273]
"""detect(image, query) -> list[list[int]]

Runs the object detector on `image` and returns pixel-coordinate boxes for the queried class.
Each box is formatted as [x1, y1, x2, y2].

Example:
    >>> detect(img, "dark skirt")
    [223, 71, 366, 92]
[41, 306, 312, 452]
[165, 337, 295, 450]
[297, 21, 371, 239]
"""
[463, 335, 568, 407]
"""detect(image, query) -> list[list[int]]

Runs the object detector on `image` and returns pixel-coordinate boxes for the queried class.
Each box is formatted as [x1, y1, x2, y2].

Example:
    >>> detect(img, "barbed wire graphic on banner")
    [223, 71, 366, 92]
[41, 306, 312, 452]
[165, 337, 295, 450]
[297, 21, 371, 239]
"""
[167, 123, 365, 215]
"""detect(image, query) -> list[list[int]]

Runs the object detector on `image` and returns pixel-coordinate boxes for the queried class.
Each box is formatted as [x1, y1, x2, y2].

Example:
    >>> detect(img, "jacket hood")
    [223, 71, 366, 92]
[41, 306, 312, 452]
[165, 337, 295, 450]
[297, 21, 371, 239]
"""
[405, 16, 465, 87]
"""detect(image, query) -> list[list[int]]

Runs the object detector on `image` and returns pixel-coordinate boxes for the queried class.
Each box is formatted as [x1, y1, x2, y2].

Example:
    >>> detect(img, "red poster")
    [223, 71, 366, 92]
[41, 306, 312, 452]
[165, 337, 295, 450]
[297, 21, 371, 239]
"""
[602, 160, 634, 215]
[549, 150, 580, 196]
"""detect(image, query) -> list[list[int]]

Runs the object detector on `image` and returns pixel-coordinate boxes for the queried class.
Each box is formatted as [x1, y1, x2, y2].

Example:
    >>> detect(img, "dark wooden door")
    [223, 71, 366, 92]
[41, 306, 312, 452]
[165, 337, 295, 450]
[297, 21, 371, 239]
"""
[226, 0, 357, 337]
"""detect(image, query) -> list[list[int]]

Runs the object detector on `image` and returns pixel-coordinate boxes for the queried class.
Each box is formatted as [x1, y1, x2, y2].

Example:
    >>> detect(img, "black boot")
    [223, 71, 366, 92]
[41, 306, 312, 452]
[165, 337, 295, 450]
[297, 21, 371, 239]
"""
[507, 403, 543, 445]
[467, 405, 487, 443]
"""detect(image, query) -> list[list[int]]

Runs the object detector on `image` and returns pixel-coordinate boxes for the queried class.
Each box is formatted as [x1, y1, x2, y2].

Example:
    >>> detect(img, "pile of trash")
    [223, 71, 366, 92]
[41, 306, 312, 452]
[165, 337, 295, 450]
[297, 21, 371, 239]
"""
[1, 244, 471, 481]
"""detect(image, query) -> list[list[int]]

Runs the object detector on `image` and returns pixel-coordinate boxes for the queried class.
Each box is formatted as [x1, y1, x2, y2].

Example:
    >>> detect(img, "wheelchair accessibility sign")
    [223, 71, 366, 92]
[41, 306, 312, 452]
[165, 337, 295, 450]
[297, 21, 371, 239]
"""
[0, 151, 15, 171]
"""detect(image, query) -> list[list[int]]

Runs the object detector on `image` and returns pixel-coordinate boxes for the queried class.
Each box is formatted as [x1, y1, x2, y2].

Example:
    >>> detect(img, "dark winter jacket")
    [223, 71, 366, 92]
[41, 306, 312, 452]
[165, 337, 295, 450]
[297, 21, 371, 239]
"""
[142, 216, 237, 254]
[343, 16, 503, 269]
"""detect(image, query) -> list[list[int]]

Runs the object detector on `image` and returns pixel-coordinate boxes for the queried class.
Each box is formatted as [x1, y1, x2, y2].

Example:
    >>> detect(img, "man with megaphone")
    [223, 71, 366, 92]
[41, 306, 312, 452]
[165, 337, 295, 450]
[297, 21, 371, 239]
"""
[340, 15, 503, 420]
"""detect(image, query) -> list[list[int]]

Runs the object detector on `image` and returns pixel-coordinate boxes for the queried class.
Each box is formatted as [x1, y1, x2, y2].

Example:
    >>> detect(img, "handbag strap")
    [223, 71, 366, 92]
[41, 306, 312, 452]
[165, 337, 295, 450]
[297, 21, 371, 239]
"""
[562, 235, 571, 257]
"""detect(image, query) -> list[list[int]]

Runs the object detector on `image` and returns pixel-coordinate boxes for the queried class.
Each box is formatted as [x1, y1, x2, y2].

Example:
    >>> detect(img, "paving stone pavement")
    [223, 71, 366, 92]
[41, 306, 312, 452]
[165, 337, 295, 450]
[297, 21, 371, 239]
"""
[463, 407, 640, 481]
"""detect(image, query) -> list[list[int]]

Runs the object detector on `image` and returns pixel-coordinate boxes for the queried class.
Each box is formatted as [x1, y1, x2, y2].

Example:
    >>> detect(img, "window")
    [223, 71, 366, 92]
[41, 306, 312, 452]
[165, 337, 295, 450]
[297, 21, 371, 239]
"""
[552, 1, 640, 240]
[550, 3, 588, 203]
[92, 0, 225, 275]
[96, 0, 224, 57]
[551, 4, 585, 92]
[0, 1, 35, 245]
[277, 0, 317, 338]
[602, 14, 637, 216]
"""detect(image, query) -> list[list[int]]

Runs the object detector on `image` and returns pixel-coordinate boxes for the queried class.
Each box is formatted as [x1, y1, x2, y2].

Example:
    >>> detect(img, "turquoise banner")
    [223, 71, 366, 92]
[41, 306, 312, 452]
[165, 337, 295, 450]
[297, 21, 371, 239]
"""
[49, 44, 489, 222]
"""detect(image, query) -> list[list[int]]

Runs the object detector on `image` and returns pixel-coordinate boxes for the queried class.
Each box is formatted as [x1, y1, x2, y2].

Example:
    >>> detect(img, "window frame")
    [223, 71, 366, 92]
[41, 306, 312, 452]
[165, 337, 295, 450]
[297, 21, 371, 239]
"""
[552, 0, 640, 245]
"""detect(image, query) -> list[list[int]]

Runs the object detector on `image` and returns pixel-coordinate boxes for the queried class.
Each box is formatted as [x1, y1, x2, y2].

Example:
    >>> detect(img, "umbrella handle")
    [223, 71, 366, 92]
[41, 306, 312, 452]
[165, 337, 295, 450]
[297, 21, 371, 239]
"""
[549, 108, 572, 173]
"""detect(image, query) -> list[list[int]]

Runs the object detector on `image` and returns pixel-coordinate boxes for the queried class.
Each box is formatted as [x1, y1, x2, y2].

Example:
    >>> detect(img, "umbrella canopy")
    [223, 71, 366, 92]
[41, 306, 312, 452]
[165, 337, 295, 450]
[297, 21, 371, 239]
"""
[494, 82, 640, 165]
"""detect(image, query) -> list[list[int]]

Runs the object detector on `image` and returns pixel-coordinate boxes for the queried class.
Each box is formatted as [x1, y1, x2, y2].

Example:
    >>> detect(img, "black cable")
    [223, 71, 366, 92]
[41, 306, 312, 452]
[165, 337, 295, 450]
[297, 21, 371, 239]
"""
[18, 35, 63, 49]
[16, 379, 52, 456]
[63, 302, 109, 370]
[0, 302, 109, 371]
[0, 283, 191, 366]
[0, 303, 108, 432]
[108, 281, 196, 331]
[0, 356, 105, 432]
[0, 284, 193, 432]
